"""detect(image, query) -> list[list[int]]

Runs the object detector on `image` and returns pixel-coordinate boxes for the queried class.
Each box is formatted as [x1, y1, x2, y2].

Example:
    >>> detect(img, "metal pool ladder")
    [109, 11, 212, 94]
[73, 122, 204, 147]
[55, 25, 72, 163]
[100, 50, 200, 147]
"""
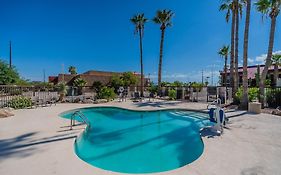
[70, 111, 91, 130]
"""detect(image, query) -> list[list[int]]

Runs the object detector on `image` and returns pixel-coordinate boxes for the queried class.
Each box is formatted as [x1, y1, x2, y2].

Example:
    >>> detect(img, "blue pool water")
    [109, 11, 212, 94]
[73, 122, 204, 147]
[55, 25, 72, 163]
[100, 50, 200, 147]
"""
[61, 107, 210, 174]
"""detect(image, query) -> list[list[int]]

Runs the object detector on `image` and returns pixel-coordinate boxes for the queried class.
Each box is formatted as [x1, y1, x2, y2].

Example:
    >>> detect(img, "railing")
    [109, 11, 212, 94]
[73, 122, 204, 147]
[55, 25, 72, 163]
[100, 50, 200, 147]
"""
[70, 111, 91, 130]
[0, 85, 58, 108]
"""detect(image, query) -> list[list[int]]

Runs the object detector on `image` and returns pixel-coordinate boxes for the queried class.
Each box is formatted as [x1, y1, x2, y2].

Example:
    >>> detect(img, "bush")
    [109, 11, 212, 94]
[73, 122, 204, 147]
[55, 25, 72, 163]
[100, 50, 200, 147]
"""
[8, 96, 32, 109]
[148, 84, 158, 95]
[168, 89, 176, 100]
[266, 89, 281, 108]
[235, 87, 259, 104]
[97, 87, 116, 101]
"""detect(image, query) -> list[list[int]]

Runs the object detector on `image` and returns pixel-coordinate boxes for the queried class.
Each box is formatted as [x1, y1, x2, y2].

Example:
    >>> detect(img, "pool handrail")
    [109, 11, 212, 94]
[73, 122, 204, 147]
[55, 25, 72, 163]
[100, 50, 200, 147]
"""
[70, 111, 91, 130]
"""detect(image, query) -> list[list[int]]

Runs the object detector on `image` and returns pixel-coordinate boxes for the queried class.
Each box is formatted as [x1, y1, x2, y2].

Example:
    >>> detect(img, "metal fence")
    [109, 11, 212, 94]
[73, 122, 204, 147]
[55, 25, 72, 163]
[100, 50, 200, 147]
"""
[0, 85, 233, 108]
[264, 87, 281, 108]
[0, 85, 58, 108]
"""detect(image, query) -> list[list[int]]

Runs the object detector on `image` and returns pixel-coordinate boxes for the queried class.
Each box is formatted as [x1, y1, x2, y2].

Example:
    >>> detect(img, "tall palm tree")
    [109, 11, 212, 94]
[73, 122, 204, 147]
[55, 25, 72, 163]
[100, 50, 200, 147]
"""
[130, 13, 148, 97]
[153, 9, 174, 94]
[220, 0, 244, 95]
[234, 0, 244, 91]
[241, 0, 252, 109]
[68, 66, 77, 75]
[218, 45, 230, 87]
[220, 1, 236, 95]
[255, 0, 281, 105]
[272, 54, 281, 86]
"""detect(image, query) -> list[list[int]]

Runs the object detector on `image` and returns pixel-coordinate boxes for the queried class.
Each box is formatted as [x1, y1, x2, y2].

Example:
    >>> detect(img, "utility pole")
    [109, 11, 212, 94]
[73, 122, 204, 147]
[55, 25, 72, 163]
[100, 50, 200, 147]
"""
[201, 70, 204, 84]
[62, 63, 65, 83]
[9, 41, 12, 68]
[43, 69, 46, 83]
[211, 65, 214, 86]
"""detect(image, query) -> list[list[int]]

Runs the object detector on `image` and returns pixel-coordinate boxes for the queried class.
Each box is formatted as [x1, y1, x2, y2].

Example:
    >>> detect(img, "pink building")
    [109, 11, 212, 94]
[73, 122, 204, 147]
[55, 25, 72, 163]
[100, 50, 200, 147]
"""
[220, 64, 281, 87]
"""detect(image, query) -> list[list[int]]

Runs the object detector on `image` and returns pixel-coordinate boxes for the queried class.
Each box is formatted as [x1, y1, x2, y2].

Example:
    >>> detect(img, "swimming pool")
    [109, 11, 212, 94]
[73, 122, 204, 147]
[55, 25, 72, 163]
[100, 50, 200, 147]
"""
[61, 107, 210, 174]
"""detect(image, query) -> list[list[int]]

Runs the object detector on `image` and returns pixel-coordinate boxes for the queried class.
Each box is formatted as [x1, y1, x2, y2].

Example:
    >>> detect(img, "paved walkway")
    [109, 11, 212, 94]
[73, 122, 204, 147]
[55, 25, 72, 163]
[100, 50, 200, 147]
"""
[0, 100, 281, 175]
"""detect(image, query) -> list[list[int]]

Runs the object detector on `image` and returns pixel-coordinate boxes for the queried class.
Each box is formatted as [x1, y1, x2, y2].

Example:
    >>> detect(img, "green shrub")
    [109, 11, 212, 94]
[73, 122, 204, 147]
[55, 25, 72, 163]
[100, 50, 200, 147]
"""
[266, 89, 281, 108]
[8, 96, 32, 109]
[148, 84, 158, 95]
[235, 87, 259, 104]
[168, 89, 176, 100]
[97, 87, 116, 101]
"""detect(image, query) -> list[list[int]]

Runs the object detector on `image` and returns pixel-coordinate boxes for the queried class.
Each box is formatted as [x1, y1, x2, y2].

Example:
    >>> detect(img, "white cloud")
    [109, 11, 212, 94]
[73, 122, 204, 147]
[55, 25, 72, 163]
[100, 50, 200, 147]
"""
[248, 58, 254, 63]
[254, 50, 281, 64]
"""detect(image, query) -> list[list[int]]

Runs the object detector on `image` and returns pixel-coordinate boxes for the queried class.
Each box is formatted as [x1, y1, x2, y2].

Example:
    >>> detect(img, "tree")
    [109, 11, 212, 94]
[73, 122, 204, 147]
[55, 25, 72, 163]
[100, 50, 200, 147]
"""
[122, 72, 138, 87]
[218, 45, 230, 87]
[131, 13, 148, 97]
[92, 81, 103, 93]
[220, 1, 236, 95]
[73, 77, 86, 87]
[241, 0, 252, 109]
[68, 66, 77, 75]
[272, 54, 281, 86]
[220, 0, 244, 95]
[0, 60, 21, 85]
[153, 9, 174, 94]
[255, 0, 281, 105]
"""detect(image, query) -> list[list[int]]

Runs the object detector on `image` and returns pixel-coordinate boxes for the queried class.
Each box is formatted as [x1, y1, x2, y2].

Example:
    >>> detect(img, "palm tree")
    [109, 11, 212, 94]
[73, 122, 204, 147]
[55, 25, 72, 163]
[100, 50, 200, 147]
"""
[234, 0, 244, 92]
[218, 45, 230, 87]
[130, 13, 148, 97]
[220, 0, 244, 95]
[153, 9, 174, 94]
[220, 1, 236, 95]
[255, 0, 281, 105]
[241, 0, 252, 109]
[68, 66, 77, 75]
[272, 54, 281, 86]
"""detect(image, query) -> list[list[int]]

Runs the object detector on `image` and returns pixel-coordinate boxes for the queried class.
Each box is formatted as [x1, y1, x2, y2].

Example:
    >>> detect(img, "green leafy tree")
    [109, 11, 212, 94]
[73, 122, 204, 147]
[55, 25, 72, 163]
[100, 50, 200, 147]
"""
[172, 81, 184, 87]
[255, 0, 281, 105]
[218, 45, 230, 87]
[121, 72, 138, 87]
[110, 74, 124, 90]
[131, 13, 148, 97]
[68, 66, 77, 75]
[92, 81, 103, 93]
[153, 9, 174, 94]
[0, 60, 21, 85]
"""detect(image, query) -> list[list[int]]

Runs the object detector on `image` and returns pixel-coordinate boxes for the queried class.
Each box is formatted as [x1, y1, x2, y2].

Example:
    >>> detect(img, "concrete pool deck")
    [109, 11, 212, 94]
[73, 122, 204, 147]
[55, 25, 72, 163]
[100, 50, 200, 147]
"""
[0, 100, 281, 175]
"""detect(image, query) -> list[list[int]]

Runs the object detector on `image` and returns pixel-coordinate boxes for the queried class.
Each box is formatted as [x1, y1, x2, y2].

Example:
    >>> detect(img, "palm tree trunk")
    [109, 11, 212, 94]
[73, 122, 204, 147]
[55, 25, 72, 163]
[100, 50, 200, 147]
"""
[224, 56, 228, 87]
[139, 28, 144, 97]
[230, 9, 235, 97]
[259, 16, 277, 106]
[158, 28, 165, 95]
[242, 0, 251, 109]
[234, 1, 239, 94]
[274, 64, 278, 86]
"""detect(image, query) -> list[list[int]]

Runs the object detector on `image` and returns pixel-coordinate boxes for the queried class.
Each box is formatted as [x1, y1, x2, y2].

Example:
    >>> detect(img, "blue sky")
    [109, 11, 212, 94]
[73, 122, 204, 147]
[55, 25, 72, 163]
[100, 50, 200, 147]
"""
[0, 0, 280, 84]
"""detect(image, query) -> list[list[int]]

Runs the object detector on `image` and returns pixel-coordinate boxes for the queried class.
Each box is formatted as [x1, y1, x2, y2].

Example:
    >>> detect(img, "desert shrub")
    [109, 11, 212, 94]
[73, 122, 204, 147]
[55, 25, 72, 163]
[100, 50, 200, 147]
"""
[97, 87, 116, 101]
[235, 87, 259, 104]
[266, 89, 281, 108]
[168, 89, 176, 100]
[8, 96, 32, 109]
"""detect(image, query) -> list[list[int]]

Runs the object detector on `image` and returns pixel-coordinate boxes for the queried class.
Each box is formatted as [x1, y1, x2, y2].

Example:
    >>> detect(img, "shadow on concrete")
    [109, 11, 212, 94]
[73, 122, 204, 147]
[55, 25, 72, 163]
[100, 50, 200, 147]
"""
[200, 127, 221, 138]
[0, 132, 76, 161]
